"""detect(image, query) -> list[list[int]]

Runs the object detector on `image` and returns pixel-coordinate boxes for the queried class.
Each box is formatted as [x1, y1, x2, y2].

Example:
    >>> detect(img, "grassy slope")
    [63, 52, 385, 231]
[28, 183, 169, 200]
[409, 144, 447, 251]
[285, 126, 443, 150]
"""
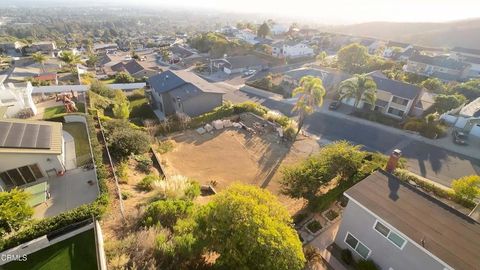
[62, 122, 90, 159]
[3, 229, 97, 270]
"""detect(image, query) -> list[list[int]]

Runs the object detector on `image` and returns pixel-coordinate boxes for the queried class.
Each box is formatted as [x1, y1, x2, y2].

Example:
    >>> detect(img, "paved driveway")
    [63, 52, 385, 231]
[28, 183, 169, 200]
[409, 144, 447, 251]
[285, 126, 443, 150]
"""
[215, 82, 480, 186]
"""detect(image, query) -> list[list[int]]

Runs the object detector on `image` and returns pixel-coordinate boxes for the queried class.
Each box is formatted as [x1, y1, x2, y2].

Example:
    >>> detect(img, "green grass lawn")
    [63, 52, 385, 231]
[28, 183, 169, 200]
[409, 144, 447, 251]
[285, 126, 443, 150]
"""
[43, 103, 86, 120]
[3, 229, 97, 270]
[62, 122, 91, 166]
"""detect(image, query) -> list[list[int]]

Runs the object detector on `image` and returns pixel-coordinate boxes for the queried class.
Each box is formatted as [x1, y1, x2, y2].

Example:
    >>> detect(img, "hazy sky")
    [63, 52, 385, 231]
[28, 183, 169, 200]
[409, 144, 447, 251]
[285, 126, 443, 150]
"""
[121, 0, 480, 24]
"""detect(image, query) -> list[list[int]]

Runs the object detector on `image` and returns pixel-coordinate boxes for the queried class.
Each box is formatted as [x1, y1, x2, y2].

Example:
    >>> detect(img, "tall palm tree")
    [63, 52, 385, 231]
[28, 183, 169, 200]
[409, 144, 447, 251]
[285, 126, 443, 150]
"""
[59, 50, 82, 70]
[338, 74, 377, 112]
[292, 75, 326, 136]
[32, 52, 48, 73]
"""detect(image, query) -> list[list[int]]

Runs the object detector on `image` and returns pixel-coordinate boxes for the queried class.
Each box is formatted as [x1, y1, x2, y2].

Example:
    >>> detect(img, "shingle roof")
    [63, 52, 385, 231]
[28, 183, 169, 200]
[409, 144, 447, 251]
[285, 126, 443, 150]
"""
[224, 55, 268, 70]
[368, 72, 422, 100]
[124, 60, 146, 75]
[148, 70, 225, 96]
[387, 41, 410, 48]
[169, 45, 195, 59]
[345, 170, 480, 270]
[452, 46, 480, 56]
[409, 54, 469, 71]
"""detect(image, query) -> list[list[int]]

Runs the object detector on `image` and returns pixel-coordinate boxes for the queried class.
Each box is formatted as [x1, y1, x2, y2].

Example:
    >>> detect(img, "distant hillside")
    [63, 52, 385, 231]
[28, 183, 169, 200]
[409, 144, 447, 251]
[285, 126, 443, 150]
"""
[324, 18, 480, 50]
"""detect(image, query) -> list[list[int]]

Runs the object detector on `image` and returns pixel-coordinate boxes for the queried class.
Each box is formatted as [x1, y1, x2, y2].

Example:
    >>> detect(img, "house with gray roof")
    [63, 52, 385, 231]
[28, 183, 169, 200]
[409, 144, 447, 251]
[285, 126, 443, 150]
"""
[405, 53, 471, 82]
[336, 170, 480, 270]
[213, 55, 269, 74]
[339, 71, 423, 118]
[108, 59, 158, 78]
[147, 70, 225, 119]
[282, 66, 350, 96]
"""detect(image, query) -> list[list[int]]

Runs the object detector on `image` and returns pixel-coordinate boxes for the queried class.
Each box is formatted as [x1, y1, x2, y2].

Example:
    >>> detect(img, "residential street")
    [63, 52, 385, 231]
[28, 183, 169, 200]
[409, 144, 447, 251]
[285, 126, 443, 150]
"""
[215, 82, 480, 187]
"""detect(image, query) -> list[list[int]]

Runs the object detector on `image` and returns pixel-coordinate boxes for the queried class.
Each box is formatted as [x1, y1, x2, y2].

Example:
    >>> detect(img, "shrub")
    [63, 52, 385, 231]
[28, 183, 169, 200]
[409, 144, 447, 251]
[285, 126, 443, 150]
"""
[153, 175, 198, 200]
[90, 80, 114, 98]
[121, 191, 132, 200]
[135, 155, 153, 173]
[356, 260, 379, 270]
[306, 220, 322, 233]
[114, 72, 135, 83]
[130, 89, 145, 100]
[233, 101, 268, 116]
[138, 174, 160, 191]
[157, 140, 175, 154]
[116, 161, 129, 184]
[341, 249, 353, 265]
[324, 209, 338, 221]
[143, 199, 194, 229]
[283, 124, 297, 141]
[452, 175, 480, 201]
[108, 127, 151, 160]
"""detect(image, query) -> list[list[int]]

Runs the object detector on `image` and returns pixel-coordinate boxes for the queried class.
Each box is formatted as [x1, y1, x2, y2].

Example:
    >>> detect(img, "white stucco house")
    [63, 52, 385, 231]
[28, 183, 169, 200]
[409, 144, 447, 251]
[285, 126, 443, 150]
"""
[271, 41, 314, 59]
[0, 119, 66, 191]
[235, 29, 258, 45]
[441, 97, 480, 141]
[270, 24, 289, 36]
[0, 81, 37, 118]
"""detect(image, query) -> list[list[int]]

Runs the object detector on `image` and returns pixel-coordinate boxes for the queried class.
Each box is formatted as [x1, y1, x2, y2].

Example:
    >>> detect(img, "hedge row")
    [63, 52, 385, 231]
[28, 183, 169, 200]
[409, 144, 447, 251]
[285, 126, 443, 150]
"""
[394, 169, 475, 209]
[0, 115, 110, 251]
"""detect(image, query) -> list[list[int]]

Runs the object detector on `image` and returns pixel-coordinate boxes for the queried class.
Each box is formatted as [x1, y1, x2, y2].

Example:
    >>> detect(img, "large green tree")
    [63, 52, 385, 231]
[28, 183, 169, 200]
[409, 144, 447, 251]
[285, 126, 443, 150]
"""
[257, 22, 270, 38]
[339, 74, 377, 112]
[32, 52, 48, 72]
[59, 50, 81, 69]
[281, 141, 365, 201]
[0, 189, 33, 235]
[292, 76, 326, 135]
[337, 43, 369, 74]
[421, 78, 447, 94]
[112, 89, 130, 119]
[452, 79, 480, 101]
[429, 94, 466, 114]
[195, 184, 305, 270]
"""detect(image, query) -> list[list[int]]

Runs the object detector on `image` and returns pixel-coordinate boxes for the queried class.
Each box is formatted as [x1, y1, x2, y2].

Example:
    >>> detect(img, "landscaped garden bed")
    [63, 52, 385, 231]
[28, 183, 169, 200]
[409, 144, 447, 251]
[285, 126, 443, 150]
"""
[305, 219, 323, 234]
[323, 209, 340, 222]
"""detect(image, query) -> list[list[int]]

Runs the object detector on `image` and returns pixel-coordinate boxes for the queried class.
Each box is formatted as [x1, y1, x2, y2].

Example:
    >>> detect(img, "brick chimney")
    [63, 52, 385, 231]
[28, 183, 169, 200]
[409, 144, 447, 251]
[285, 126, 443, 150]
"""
[385, 149, 402, 173]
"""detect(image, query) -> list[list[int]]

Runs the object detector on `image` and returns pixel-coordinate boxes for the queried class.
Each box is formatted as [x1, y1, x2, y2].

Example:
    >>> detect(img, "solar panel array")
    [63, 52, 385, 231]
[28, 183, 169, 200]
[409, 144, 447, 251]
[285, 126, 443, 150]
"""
[0, 122, 52, 149]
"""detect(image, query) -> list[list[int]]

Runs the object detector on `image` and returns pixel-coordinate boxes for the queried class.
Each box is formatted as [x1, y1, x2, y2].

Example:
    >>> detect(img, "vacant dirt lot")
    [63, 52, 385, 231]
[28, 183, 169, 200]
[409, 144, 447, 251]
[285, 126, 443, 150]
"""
[161, 114, 320, 212]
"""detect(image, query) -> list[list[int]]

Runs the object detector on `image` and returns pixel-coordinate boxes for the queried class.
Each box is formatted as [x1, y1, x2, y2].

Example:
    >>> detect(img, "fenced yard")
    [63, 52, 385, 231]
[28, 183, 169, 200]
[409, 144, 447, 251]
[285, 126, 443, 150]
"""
[3, 229, 97, 270]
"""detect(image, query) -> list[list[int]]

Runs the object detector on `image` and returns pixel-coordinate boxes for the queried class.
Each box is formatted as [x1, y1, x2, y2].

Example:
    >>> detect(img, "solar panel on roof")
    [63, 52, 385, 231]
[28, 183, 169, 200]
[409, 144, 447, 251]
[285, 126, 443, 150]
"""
[0, 122, 52, 149]
[36, 125, 52, 149]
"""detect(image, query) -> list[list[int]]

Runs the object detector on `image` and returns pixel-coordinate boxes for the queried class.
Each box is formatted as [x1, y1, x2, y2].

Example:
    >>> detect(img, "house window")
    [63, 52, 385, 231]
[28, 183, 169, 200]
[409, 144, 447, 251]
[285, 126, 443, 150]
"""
[345, 232, 371, 259]
[374, 220, 407, 249]
[391, 96, 409, 106]
[0, 164, 44, 188]
[387, 107, 405, 117]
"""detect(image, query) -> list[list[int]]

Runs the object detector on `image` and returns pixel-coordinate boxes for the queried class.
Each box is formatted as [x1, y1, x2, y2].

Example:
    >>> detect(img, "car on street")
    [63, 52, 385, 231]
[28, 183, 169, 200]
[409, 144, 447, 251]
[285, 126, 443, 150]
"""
[452, 130, 468, 145]
[242, 69, 256, 77]
[329, 100, 341, 110]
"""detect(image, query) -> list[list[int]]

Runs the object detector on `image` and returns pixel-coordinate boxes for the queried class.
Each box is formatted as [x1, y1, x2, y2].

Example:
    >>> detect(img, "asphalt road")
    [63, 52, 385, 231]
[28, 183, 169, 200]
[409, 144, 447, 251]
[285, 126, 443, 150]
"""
[216, 82, 480, 187]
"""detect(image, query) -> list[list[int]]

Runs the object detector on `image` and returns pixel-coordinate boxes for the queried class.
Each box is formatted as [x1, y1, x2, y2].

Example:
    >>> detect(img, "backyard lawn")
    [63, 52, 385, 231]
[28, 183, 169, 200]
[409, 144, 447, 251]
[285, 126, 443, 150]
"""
[43, 103, 86, 119]
[63, 122, 91, 166]
[3, 229, 97, 270]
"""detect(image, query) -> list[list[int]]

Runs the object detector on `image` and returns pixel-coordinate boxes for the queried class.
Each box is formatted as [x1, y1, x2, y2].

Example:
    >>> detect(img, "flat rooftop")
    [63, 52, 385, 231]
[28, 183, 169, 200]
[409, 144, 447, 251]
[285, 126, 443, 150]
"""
[345, 170, 480, 270]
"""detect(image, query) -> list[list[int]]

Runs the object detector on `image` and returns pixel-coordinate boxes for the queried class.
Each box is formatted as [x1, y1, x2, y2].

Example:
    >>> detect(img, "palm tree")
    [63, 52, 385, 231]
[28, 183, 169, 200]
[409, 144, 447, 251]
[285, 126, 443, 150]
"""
[32, 52, 48, 73]
[292, 76, 326, 136]
[59, 50, 81, 70]
[338, 74, 377, 112]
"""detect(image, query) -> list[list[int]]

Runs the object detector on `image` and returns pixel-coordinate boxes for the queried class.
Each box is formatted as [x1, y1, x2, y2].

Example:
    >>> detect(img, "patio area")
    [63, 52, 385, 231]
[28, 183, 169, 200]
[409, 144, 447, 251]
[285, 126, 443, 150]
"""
[33, 168, 99, 218]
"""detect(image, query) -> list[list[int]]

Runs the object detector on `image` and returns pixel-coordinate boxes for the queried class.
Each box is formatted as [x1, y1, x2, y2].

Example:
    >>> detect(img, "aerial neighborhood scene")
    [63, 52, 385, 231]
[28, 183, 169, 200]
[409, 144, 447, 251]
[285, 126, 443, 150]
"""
[1, 0, 480, 269]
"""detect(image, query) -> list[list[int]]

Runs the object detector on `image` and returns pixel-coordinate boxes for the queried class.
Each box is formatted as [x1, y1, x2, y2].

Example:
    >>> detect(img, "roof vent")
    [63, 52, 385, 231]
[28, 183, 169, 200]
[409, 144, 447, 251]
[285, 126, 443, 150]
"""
[165, 75, 169, 80]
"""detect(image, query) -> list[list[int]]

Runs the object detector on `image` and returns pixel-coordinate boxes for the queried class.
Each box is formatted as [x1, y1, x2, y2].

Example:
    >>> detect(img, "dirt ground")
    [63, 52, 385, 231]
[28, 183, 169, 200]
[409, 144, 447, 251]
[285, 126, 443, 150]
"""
[161, 114, 320, 213]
